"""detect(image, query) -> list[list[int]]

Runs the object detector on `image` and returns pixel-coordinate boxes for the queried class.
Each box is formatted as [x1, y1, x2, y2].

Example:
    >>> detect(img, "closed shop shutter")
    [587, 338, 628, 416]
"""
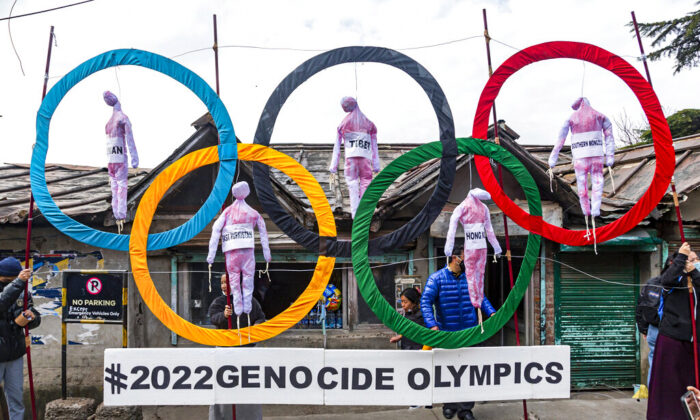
[668, 227, 700, 254]
[555, 252, 639, 389]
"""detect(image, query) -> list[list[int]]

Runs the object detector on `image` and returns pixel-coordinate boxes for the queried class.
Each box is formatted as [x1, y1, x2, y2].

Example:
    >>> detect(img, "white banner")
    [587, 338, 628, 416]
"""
[104, 346, 569, 406]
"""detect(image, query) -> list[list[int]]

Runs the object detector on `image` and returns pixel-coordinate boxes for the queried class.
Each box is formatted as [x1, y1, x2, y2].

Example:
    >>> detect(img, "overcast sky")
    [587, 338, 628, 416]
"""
[1, 0, 697, 168]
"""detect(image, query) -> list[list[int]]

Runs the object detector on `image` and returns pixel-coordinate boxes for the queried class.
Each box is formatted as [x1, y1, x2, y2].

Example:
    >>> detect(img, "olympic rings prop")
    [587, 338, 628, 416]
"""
[129, 144, 336, 346]
[30, 49, 237, 251]
[31, 41, 674, 347]
[472, 41, 674, 246]
[252, 46, 457, 258]
[352, 138, 542, 349]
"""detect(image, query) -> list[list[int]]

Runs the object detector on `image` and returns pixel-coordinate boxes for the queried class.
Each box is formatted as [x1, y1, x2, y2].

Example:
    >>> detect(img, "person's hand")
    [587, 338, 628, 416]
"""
[680, 242, 692, 256]
[688, 385, 700, 401]
[18, 269, 31, 282]
[15, 310, 33, 327]
[605, 155, 614, 167]
[389, 335, 401, 343]
[430, 326, 439, 331]
[224, 305, 232, 319]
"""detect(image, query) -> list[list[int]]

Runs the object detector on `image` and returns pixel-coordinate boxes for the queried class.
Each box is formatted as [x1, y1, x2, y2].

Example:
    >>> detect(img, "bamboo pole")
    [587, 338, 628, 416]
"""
[631, 10, 697, 389]
[482, 9, 528, 419]
[22, 24, 55, 420]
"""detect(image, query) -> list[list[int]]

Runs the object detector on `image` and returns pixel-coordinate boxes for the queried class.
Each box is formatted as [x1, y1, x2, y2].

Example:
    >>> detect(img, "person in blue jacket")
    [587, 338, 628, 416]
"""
[421, 248, 496, 420]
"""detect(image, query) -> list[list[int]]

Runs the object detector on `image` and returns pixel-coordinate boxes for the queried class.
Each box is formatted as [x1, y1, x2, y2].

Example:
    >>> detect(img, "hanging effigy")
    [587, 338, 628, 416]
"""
[329, 96, 380, 218]
[444, 188, 502, 332]
[207, 181, 272, 343]
[103, 91, 139, 233]
[548, 97, 615, 251]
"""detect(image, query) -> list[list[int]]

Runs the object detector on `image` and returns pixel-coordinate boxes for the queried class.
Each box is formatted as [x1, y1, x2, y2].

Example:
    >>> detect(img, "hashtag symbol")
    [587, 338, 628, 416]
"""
[104, 363, 128, 395]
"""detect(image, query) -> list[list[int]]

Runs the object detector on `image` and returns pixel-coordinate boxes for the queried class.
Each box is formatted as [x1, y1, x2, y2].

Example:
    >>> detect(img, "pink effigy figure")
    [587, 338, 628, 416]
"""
[329, 96, 380, 218]
[103, 91, 138, 233]
[548, 97, 615, 250]
[444, 188, 502, 332]
[207, 181, 271, 340]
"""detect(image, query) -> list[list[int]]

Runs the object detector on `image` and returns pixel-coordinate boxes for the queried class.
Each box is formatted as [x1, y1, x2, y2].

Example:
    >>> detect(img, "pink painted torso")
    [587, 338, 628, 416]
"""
[224, 200, 261, 226]
[568, 104, 608, 135]
[458, 195, 487, 225]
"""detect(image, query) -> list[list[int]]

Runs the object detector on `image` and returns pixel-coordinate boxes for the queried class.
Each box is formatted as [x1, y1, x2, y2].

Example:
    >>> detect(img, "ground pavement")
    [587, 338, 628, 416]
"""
[142, 390, 648, 419]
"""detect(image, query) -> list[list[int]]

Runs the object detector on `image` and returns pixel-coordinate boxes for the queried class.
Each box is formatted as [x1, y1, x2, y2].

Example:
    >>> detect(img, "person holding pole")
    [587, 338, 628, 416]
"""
[647, 242, 700, 419]
[0, 258, 40, 420]
[208, 273, 265, 420]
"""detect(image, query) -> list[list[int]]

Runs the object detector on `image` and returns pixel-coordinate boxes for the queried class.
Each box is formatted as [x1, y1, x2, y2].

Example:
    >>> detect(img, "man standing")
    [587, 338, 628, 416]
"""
[421, 249, 496, 420]
[0, 258, 40, 420]
[207, 274, 265, 420]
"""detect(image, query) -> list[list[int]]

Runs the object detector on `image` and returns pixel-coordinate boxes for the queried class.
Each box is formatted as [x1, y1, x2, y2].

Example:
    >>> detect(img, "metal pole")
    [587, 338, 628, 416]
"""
[213, 14, 221, 96]
[22, 25, 55, 420]
[122, 274, 128, 348]
[483, 9, 528, 419]
[631, 10, 697, 388]
[224, 277, 236, 420]
[61, 281, 67, 400]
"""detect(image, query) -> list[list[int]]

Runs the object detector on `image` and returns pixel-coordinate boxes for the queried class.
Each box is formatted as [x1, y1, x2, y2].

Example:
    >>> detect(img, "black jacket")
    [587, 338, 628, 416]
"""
[636, 276, 662, 335]
[208, 295, 265, 330]
[400, 309, 425, 350]
[658, 253, 700, 342]
[0, 278, 40, 362]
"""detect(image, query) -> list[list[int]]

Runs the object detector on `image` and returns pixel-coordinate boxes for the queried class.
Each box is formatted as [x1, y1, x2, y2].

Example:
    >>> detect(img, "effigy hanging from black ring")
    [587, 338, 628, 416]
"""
[252, 46, 457, 257]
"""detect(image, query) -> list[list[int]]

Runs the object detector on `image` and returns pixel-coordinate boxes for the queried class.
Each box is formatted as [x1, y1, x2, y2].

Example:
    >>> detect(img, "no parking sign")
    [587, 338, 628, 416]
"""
[62, 270, 126, 323]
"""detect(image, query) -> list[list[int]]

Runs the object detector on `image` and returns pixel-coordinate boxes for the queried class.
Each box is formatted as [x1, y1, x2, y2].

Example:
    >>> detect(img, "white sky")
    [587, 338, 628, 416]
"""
[0, 0, 697, 168]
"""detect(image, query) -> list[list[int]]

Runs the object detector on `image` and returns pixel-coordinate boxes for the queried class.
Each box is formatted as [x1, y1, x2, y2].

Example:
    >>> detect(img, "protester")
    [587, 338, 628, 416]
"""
[0, 257, 40, 420]
[636, 256, 673, 385]
[390, 287, 425, 350]
[208, 274, 265, 420]
[421, 249, 496, 420]
[647, 242, 700, 420]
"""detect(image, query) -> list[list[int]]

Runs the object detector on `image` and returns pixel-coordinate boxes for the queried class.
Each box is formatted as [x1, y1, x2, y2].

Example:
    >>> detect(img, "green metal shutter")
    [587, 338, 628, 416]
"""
[555, 252, 640, 389]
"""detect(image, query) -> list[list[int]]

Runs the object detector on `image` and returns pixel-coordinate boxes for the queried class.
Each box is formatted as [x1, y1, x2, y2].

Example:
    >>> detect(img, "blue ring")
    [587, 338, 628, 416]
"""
[30, 49, 237, 251]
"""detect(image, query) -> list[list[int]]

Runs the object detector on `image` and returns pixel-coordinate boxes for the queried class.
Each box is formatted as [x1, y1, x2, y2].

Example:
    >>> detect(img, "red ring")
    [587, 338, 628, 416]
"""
[472, 41, 674, 246]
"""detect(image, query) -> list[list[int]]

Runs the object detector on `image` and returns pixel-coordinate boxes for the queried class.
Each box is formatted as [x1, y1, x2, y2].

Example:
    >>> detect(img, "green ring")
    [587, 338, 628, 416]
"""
[351, 137, 542, 348]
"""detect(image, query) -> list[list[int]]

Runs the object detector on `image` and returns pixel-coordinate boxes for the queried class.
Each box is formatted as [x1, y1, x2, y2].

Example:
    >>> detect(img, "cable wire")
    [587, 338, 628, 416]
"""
[83, 252, 688, 290]
[0, 0, 94, 22]
[7, 0, 26, 76]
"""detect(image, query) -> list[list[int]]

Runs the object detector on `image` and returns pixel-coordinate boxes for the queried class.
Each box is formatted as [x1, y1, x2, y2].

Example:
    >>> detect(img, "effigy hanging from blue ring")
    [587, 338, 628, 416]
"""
[30, 49, 238, 251]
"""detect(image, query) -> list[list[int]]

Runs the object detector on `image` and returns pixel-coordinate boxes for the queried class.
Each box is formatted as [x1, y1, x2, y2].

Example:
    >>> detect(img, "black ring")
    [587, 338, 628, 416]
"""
[253, 46, 456, 257]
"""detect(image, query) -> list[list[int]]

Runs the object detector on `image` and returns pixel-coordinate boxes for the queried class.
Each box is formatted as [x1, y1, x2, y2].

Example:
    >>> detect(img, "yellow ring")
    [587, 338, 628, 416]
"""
[129, 144, 336, 346]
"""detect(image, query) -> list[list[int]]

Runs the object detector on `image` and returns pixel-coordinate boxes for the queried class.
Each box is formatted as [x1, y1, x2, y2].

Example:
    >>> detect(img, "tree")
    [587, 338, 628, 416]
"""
[634, 4, 700, 74]
[613, 109, 647, 147]
[640, 109, 700, 141]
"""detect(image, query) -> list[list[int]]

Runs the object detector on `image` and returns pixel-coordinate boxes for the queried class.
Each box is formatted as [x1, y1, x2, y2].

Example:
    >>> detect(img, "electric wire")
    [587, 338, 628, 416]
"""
[0, 0, 94, 22]
[42, 34, 648, 82]
[45, 252, 691, 290]
[7, 0, 26, 76]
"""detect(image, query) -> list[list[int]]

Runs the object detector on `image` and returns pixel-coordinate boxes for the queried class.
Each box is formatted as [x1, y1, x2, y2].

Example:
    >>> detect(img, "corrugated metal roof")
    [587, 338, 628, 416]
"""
[525, 133, 700, 219]
[0, 163, 149, 224]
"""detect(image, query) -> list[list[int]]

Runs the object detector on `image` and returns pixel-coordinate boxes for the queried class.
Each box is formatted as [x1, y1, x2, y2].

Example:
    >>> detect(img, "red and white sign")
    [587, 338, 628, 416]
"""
[86, 277, 103, 295]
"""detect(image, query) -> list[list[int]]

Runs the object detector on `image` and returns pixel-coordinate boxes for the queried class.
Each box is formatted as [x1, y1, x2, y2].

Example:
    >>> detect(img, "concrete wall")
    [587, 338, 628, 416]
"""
[0, 225, 128, 417]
